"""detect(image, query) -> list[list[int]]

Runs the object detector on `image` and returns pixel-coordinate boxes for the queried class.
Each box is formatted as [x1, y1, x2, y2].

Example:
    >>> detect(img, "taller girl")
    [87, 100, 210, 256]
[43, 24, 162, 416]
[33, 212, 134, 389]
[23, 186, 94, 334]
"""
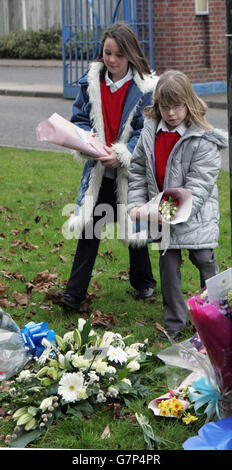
[62, 22, 158, 311]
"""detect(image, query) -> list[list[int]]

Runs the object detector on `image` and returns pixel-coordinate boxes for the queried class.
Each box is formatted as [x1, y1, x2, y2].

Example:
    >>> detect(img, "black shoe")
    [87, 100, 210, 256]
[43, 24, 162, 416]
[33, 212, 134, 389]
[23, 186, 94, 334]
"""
[62, 293, 81, 311]
[135, 287, 154, 299]
[157, 330, 180, 343]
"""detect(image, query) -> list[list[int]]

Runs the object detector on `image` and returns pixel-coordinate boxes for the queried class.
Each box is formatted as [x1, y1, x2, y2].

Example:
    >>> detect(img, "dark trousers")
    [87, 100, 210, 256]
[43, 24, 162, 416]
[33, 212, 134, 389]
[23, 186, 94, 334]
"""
[65, 177, 156, 301]
[159, 248, 218, 334]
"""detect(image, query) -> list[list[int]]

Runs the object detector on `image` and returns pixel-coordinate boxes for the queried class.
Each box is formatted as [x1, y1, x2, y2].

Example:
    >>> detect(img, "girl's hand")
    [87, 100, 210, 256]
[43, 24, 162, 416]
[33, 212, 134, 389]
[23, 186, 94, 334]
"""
[98, 147, 121, 168]
[129, 207, 142, 221]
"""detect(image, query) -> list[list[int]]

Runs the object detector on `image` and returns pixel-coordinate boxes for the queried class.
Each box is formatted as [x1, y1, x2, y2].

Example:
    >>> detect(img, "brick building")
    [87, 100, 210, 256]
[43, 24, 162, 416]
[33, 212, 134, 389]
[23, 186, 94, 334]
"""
[152, 0, 227, 93]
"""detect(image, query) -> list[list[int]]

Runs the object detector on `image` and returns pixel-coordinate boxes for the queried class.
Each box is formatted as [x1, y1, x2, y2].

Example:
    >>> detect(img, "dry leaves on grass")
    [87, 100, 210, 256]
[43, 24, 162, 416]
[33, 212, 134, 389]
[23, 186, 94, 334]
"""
[91, 309, 118, 327]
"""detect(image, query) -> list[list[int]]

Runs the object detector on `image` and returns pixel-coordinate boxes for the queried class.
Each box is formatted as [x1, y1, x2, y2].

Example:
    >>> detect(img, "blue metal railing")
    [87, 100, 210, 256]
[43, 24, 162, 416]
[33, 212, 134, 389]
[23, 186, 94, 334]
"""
[62, 0, 154, 99]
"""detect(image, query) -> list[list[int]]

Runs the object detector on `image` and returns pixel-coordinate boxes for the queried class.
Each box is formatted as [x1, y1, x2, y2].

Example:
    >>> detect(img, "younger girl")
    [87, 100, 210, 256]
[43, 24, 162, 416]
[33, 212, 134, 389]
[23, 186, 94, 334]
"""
[127, 69, 228, 341]
[62, 22, 158, 311]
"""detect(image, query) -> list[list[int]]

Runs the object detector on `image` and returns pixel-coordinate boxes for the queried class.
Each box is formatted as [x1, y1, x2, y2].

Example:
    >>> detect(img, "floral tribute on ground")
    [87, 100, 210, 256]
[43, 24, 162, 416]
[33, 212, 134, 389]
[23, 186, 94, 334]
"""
[0, 316, 154, 447]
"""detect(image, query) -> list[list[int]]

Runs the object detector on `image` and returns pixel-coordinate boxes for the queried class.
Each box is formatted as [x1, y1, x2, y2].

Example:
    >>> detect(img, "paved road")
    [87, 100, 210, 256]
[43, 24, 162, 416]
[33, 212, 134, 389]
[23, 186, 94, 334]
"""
[0, 94, 72, 153]
[0, 94, 229, 169]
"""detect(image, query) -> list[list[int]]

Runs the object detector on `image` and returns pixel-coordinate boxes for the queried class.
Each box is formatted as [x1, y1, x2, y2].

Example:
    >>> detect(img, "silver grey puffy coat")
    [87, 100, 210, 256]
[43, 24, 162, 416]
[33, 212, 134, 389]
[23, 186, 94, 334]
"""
[127, 117, 228, 249]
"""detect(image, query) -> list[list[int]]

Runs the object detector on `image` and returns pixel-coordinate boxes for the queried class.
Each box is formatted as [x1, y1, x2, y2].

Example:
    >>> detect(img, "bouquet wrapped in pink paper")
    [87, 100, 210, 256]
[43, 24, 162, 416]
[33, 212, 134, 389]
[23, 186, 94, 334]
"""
[36, 113, 108, 159]
[130, 187, 192, 226]
[187, 294, 232, 393]
[186, 269, 232, 400]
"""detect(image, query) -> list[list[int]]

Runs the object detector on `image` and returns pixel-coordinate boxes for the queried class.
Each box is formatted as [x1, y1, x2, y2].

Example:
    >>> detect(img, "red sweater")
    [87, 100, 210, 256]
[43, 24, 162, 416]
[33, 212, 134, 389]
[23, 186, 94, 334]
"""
[155, 130, 180, 190]
[100, 79, 131, 146]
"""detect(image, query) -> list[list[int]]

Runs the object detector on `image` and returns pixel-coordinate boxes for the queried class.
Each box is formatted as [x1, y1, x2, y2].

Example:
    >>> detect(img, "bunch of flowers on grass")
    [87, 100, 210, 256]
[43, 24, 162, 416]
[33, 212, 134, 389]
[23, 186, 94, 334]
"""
[1, 318, 154, 447]
[158, 394, 198, 424]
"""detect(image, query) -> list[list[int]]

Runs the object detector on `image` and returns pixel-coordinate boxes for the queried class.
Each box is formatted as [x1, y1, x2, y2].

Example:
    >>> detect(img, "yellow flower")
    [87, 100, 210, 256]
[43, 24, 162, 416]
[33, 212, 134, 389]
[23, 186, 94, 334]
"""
[160, 407, 170, 417]
[182, 413, 198, 425]
[170, 398, 184, 413]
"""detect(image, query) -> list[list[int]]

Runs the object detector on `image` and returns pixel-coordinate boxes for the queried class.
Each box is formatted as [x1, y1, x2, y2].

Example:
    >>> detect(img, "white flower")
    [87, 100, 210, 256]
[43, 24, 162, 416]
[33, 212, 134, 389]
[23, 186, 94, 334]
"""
[127, 360, 140, 372]
[77, 318, 86, 332]
[65, 350, 74, 362]
[130, 342, 144, 350]
[72, 354, 90, 371]
[63, 331, 74, 344]
[40, 396, 54, 412]
[99, 331, 115, 347]
[122, 378, 132, 387]
[96, 390, 106, 403]
[58, 372, 86, 403]
[125, 347, 140, 360]
[92, 359, 108, 376]
[107, 385, 119, 397]
[113, 333, 125, 348]
[107, 346, 127, 364]
[16, 370, 33, 382]
[76, 388, 88, 401]
[58, 353, 65, 368]
[106, 365, 117, 374]
[87, 371, 99, 384]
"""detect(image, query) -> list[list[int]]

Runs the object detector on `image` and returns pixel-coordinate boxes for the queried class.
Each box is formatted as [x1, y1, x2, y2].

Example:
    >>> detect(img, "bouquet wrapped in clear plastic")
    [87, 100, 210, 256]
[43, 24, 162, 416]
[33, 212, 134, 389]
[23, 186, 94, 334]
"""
[0, 309, 56, 381]
[0, 309, 31, 381]
[185, 269, 232, 418]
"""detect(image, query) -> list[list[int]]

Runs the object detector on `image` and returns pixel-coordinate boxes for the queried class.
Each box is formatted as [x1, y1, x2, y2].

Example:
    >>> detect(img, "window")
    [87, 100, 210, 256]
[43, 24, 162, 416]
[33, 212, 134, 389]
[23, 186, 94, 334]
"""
[195, 0, 209, 15]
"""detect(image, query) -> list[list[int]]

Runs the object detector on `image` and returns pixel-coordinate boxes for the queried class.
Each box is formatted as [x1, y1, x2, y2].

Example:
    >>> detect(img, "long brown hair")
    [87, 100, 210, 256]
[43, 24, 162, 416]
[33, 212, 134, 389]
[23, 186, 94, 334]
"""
[96, 22, 151, 79]
[144, 69, 212, 129]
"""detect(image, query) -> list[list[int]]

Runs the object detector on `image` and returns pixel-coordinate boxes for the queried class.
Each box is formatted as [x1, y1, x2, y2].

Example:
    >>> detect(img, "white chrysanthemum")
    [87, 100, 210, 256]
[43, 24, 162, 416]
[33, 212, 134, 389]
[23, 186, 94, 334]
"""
[92, 359, 108, 375]
[96, 389, 106, 403]
[107, 346, 127, 364]
[58, 372, 86, 403]
[16, 370, 33, 382]
[72, 354, 90, 370]
[106, 365, 117, 374]
[87, 371, 99, 384]
[76, 388, 88, 401]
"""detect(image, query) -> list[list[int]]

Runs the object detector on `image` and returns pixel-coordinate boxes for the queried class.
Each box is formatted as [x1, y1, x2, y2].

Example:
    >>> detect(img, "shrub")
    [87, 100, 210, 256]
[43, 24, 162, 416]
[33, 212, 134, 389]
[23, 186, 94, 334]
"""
[0, 29, 62, 59]
[0, 27, 99, 60]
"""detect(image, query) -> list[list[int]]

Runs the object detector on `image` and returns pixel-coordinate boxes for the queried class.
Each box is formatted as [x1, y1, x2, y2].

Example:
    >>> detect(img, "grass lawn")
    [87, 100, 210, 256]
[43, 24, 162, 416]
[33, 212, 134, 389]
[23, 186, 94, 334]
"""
[0, 147, 231, 450]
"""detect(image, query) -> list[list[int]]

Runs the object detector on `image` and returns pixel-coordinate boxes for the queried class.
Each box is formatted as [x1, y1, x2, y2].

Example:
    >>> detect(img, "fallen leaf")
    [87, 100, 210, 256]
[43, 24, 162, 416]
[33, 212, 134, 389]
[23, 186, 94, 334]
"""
[92, 281, 102, 291]
[59, 255, 67, 262]
[0, 298, 16, 308]
[92, 310, 118, 327]
[0, 282, 9, 295]
[44, 289, 64, 305]
[101, 425, 111, 439]
[12, 290, 28, 306]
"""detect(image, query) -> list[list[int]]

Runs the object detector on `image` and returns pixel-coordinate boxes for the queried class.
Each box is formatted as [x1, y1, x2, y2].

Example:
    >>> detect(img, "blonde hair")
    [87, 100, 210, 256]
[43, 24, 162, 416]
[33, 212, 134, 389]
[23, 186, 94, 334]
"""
[144, 69, 212, 130]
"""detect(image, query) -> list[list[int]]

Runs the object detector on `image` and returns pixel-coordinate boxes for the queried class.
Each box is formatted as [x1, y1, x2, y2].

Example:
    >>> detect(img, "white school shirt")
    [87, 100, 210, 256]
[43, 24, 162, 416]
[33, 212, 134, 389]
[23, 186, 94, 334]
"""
[105, 67, 133, 93]
[156, 119, 187, 136]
